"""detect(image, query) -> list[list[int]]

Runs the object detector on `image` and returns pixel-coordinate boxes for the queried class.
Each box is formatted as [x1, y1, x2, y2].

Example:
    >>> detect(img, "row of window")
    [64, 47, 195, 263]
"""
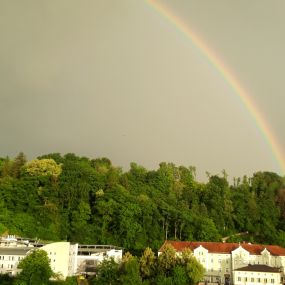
[237, 277, 275, 283]
[0, 256, 22, 261]
[1, 264, 14, 269]
[199, 258, 272, 265]
[209, 268, 229, 272]
[199, 258, 230, 264]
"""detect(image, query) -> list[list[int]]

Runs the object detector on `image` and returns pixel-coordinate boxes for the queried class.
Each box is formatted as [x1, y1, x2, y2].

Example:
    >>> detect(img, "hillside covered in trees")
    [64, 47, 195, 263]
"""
[0, 152, 285, 252]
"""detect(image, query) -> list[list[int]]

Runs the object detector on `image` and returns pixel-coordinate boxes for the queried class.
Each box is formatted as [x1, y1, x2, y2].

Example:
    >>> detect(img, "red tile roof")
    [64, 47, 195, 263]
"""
[159, 241, 285, 256]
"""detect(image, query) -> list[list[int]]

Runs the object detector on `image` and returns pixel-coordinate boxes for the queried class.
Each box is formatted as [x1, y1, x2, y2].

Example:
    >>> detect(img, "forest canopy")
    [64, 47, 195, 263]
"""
[0, 152, 285, 252]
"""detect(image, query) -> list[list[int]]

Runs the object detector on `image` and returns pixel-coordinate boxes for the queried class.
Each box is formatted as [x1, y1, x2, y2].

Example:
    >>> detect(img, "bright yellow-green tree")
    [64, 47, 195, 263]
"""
[25, 158, 62, 177]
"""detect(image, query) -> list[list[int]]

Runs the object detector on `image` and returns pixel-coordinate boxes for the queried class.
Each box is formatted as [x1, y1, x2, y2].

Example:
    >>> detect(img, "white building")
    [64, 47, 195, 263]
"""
[159, 241, 285, 285]
[234, 264, 281, 285]
[0, 236, 123, 279]
[0, 236, 34, 276]
[75, 245, 123, 276]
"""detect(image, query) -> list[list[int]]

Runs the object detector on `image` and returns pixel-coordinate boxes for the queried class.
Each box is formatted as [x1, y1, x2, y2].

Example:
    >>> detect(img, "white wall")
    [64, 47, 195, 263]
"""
[234, 270, 281, 285]
[42, 242, 70, 279]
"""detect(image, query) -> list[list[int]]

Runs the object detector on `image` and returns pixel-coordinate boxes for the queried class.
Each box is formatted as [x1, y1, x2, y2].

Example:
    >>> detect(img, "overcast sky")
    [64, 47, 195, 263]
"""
[1, 0, 285, 181]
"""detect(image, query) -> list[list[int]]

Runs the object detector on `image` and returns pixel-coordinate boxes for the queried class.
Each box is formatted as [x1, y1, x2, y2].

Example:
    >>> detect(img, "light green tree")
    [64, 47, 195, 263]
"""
[139, 247, 156, 279]
[16, 249, 54, 285]
[90, 257, 120, 285]
[25, 158, 62, 177]
[185, 255, 205, 285]
[157, 244, 177, 276]
[120, 252, 142, 285]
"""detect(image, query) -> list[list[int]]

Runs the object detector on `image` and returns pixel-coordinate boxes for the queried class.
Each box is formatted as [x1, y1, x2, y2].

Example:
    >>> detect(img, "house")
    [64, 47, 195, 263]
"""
[233, 264, 281, 285]
[159, 241, 285, 285]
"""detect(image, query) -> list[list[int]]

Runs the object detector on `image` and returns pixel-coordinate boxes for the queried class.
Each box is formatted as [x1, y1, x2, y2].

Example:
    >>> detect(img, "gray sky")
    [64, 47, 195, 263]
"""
[1, 0, 285, 181]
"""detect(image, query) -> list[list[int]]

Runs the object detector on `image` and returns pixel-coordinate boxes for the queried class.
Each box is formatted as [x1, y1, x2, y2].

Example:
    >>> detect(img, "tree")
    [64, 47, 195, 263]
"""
[0, 156, 12, 177]
[16, 249, 54, 285]
[120, 252, 142, 285]
[25, 159, 62, 177]
[185, 255, 205, 285]
[90, 257, 120, 285]
[139, 247, 156, 280]
[10, 152, 27, 178]
[172, 265, 188, 285]
[156, 245, 204, 285]
[157, 244, 177, 276]
[70, 201, 91, 242]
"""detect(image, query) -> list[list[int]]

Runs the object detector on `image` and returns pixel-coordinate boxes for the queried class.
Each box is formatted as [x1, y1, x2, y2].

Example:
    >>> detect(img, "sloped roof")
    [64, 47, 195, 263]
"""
[159, 241, 285, 256]
[0, 247, 32, 255]
[235, 264, 281, 273]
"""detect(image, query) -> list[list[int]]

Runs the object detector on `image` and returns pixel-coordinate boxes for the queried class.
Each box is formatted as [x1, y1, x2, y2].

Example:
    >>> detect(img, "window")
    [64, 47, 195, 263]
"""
[251, 278, 254, 282]
[211, 259, 213, 263]
[1, 264, 3, 268]
[264, 279, 268, 283]
[245, 277, 248, 282]
[238, 277, 241, 281]
[271, 279, 274, 284]
[258, 278, 261, 282]
[11, 265, 13, 269]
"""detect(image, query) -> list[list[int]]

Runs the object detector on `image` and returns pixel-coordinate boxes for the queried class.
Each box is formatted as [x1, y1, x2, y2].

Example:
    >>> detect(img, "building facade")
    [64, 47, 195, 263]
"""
[233, 264, 281, 285]
[159, 241, 285, 285]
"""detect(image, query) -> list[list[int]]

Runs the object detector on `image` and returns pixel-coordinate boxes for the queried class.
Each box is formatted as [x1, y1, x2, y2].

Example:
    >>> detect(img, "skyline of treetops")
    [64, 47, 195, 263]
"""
[0, 152, 285, 252]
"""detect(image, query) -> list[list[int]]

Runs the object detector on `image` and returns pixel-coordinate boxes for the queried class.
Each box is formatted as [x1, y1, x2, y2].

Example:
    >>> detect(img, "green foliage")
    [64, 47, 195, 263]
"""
[16, 249, 54, 285]
[0, 274, 15, 285]
[120, 253, 142, 285]
[185, 255, 205, 284]
[90, 258, 120, 285]
[10, 152, 27, 178]
[140, 247, 156, 279]
[48, 276, 77, 285]
[158, 244, 177, 275]
[0, 152, 285, 254]
[91, 245, 204, 285]
[25, 158, 62, 177]
[172, 265, 188, 285]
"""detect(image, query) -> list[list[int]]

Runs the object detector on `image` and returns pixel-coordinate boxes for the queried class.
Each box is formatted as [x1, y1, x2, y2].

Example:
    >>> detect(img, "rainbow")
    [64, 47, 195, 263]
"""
[145, 0, 285, 174]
